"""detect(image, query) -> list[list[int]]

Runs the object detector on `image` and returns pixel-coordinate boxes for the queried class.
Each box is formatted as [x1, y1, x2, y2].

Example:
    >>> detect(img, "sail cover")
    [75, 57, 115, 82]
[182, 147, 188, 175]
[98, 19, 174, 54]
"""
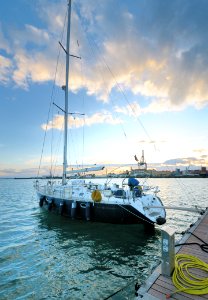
[66, 165, 105, 174]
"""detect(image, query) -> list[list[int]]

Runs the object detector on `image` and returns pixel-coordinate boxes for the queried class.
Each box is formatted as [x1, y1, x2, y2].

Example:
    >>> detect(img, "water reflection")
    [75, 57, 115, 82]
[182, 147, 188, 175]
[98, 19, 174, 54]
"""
[37, 211, 159, 254]
[35, 211, 161, 299]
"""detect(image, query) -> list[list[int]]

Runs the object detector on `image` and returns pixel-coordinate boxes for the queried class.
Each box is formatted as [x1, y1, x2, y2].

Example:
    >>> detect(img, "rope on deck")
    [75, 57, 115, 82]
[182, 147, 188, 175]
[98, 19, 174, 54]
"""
[166, 254, 208, 298]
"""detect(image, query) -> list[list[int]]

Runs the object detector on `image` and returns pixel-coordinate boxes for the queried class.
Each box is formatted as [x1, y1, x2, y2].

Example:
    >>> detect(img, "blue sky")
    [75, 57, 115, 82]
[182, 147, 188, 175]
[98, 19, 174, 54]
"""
[0, 0, 208, 177]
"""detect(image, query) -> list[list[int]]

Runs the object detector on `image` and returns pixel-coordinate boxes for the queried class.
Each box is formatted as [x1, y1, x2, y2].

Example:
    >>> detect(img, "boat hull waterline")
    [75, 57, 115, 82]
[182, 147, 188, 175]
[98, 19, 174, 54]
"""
[35, 179, 166, 226]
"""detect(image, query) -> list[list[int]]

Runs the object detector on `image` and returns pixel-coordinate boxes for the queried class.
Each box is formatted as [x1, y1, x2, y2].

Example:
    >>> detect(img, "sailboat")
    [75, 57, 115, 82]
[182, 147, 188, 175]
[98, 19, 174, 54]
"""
[34, 0, 166, 227]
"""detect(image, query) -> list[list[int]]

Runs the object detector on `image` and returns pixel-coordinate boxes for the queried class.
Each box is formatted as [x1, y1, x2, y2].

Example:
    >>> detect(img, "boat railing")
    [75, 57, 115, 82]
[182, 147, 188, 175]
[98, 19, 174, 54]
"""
[35, 180, 147, 204]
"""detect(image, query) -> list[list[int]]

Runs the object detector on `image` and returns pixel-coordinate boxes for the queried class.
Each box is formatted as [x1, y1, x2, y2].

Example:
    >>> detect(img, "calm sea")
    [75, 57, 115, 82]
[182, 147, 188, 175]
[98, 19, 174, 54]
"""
[0, 178, 207, 300]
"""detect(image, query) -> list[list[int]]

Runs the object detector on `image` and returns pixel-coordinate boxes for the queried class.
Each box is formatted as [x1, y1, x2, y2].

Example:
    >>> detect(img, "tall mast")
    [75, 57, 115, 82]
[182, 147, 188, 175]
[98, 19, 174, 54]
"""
[62, 0, 71, 185]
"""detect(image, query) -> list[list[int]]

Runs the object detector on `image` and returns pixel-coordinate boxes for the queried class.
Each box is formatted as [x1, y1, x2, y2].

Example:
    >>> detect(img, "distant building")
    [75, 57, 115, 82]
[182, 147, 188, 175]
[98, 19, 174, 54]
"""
[200, 167, 207, 177]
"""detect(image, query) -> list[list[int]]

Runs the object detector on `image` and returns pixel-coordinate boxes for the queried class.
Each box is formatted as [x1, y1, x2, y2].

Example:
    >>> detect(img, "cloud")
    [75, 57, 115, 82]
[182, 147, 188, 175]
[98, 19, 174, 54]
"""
[41, 111, 122, 130]
[0, 167, 50, 177]
[0, 152, 63, 177]
[114, 101, 141, 116]
[138, 139, 162, 145]
[12, 49, 56, 88]
[0, 55, 13, 84]
[25, 154, 62, 166]
[0, 1, 66, 88]
[37, 0, 66, 33]
[193, 148, 207, 154]
[11, 24, 50, 49]
[114, 98, 185, 116]
[163, 156, 208, 166]
[1, 0, 208, 111]
[76, 0, 208, 109]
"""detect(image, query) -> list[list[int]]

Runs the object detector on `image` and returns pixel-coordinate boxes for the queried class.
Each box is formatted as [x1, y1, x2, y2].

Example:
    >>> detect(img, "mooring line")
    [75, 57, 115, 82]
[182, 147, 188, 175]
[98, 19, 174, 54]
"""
[117, 203, 154, 226]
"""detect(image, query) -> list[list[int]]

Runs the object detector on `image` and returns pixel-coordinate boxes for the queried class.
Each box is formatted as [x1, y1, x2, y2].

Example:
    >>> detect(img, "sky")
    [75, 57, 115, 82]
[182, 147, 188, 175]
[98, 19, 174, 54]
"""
[0, 0, 208, 177]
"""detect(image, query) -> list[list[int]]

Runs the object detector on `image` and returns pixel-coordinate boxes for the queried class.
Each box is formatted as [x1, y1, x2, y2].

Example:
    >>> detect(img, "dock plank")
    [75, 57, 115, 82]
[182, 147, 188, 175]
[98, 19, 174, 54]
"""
[137, 209, 208, 300]
[150, 278, 207, 300]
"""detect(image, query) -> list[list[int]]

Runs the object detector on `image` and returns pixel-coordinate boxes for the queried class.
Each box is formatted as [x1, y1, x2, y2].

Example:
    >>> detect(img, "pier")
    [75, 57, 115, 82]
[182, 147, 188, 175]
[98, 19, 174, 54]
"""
[136, 208, 208, 300]
[108, 208, 208, 300]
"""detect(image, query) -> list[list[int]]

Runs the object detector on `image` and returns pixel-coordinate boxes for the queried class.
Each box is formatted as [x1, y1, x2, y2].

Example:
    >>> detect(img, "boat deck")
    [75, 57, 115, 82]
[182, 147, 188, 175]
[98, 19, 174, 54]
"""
[136, 208, 208, 300]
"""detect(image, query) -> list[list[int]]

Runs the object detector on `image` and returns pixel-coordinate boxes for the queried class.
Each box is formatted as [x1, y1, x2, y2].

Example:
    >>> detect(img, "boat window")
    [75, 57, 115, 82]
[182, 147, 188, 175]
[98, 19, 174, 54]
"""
[113, 189, 126, 198]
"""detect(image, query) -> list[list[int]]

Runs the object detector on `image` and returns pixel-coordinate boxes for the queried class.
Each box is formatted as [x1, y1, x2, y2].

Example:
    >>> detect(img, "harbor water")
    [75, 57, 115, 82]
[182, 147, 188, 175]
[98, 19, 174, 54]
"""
[0, 178, 207, 299]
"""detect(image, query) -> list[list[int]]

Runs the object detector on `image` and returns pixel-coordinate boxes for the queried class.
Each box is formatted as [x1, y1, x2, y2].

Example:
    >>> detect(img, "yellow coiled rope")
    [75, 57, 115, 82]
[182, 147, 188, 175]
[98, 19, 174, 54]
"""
[167, 254, 208, 298]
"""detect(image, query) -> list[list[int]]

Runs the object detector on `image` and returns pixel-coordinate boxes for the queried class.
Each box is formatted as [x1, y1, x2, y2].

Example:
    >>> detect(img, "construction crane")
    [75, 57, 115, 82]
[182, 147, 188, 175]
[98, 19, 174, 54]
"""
[134, 150, 147, 170]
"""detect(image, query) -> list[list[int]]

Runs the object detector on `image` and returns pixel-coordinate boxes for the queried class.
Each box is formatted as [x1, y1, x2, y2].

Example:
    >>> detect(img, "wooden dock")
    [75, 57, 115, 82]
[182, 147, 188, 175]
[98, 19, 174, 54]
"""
[136, 208, 208, 300]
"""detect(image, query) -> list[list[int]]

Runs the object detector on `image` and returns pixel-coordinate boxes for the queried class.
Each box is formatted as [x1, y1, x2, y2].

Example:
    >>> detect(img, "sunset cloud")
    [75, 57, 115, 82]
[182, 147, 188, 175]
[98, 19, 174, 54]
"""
[114, 101, 141, 116]
[0, 55, 12, 84]
[41, 111, 122, 131]
[163, 156, 208, 167]
[75, 0, 208, 110]
[13, 50, 55, 88]
[0, 0, 208, 112]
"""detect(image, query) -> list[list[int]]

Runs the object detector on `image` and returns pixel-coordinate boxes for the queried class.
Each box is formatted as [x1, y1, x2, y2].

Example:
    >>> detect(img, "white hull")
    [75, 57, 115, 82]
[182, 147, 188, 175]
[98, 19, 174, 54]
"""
[35, 179, 166, 226]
